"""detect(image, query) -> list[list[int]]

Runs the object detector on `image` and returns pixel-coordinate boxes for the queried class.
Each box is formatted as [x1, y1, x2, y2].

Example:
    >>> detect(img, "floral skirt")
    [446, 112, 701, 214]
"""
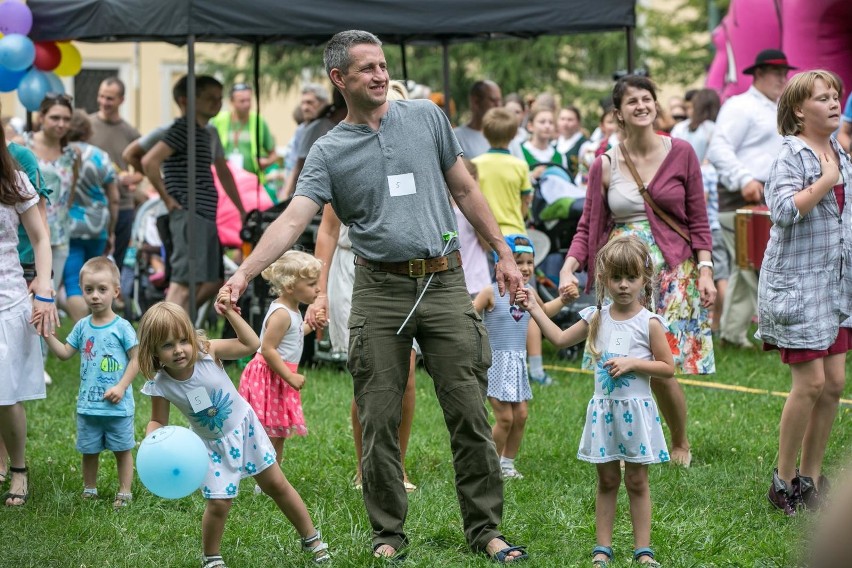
[582, 221, 715, 375]
[238, 354, 307, 438]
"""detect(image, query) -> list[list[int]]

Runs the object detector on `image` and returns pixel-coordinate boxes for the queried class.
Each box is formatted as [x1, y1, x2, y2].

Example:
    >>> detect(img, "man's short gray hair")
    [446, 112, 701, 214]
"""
[324, 30, 382, 77]
[301, 83, 330, 103]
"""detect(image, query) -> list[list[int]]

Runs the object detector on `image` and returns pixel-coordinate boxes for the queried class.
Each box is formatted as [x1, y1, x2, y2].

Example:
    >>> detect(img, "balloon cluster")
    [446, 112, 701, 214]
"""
[0, 0, 82, 111]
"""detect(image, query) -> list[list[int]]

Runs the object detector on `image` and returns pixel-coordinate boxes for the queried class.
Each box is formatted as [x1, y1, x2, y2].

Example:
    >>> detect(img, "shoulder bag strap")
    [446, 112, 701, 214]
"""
[619, 142, 691, 244]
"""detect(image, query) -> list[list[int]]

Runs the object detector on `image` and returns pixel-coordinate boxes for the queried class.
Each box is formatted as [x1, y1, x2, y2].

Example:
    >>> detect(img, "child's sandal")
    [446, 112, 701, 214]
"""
[301, 532, 331, 564]
[592, 545, 614, 567]
[82, 487, 98, 500]
[633, 547, 661, 567]
[113, 492, 132, 509]
[201, 555, 227, 568]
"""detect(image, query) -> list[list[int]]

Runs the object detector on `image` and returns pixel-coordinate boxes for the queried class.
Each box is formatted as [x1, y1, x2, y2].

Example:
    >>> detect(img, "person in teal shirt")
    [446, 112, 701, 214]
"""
[8, 142, 50, 270]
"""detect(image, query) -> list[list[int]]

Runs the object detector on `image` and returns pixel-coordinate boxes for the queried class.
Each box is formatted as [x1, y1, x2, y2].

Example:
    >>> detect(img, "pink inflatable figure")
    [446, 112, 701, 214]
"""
[212, 163, 274, 248]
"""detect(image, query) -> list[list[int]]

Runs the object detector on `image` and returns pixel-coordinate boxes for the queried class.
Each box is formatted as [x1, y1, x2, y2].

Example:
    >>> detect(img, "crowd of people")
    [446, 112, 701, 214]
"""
[1, 28, 851, 565]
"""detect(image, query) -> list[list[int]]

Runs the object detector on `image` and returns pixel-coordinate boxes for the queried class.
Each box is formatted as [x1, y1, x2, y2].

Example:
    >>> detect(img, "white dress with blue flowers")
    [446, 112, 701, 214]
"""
[577, 306, 670, 465]
[141, 354, 277, 498]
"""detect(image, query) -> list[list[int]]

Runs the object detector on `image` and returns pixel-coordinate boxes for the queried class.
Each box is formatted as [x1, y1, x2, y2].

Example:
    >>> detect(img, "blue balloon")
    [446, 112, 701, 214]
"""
[137, 426, 209, 499]
[0, 65, 26, 93]
[17, 68, 51, 112]
[0, 34, 35, 72]
[44, 71, 64, 95]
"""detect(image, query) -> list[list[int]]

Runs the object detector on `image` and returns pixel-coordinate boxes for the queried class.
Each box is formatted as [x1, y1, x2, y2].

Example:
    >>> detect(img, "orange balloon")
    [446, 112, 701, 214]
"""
[54, 42, 82, 77]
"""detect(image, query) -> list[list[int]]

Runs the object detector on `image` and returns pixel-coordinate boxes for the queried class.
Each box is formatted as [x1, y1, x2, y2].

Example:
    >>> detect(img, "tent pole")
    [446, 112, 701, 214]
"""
[253, 42, 262, 206]
[400, 41, 408, 83]
[626, 26, 635, 73]
[187, 35, 198, 322]
[441, 40, 451, 118]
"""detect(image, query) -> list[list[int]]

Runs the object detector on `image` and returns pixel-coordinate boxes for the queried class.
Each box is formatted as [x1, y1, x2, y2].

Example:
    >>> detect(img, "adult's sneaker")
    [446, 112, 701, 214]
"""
[767, 468, 798, 516]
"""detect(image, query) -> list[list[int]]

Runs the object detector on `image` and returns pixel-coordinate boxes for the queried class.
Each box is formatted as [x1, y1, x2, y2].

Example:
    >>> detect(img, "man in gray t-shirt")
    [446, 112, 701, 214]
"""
[223, 30, 526, 563]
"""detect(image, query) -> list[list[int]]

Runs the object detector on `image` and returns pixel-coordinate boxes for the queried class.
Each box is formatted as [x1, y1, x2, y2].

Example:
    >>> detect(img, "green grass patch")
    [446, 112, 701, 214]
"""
[2, 328, 849, 567]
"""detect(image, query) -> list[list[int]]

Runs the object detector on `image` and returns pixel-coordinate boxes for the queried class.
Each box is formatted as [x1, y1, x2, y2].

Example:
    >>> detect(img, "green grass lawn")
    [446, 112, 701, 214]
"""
[2, 326, 850, 567]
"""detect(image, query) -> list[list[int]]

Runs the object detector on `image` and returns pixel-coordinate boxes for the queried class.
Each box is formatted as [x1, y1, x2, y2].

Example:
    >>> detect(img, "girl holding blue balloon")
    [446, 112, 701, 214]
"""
[138, 297, 331, 567]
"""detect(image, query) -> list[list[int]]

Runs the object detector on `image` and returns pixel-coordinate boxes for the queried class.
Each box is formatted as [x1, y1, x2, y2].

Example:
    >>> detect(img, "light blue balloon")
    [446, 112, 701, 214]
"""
[17, 68, 51, 112]
[44, 71, 64, 95]
[0, 34, 35, 72]
[0, 65, 26, 93]
[137, 425, 209, 499]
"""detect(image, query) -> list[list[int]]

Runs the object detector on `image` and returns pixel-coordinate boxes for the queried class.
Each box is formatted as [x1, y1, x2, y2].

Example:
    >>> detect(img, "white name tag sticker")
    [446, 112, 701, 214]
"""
[388, 173, 416, 197]
[608, 331, 631, 356]
[187, 386, 214, 413]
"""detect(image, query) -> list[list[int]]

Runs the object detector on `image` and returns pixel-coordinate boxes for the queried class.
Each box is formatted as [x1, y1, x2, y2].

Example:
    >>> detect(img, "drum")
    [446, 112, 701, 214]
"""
[735, 205, 771, 270]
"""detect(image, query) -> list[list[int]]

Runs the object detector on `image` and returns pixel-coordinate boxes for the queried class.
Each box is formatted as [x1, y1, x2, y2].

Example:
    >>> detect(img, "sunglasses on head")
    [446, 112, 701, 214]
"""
[230, 82, 251, 95]
[44, 92, 73, 104]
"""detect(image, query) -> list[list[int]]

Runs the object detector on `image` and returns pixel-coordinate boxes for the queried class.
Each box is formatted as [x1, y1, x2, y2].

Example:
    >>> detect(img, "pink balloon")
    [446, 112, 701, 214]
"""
[0, 0, 33, 36]
[34, 42, 62, 72]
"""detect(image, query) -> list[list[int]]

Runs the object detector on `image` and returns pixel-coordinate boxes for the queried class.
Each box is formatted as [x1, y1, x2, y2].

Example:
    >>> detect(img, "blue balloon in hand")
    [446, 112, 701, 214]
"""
[137, 426, 209, 499]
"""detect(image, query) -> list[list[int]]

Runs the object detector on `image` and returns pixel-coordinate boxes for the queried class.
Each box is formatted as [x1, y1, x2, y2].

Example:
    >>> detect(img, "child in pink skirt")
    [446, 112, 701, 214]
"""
[238, 251, 324, 465]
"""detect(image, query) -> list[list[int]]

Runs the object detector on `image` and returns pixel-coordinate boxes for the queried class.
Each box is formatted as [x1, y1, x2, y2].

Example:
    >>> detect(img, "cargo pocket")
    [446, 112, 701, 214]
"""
[347, 309, 371, 379]
[464, 306, 492, 369]
[759, 273, 804, 328]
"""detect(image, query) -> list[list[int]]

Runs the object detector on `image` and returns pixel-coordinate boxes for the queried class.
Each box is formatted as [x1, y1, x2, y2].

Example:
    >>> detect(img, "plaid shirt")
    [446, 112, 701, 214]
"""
[758, 135, 852, 349]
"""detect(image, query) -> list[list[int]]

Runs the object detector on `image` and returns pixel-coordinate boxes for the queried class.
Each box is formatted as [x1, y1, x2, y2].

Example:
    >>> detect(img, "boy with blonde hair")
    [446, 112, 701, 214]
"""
[44, 257, 139, 509]
[471, 108, 533, 236]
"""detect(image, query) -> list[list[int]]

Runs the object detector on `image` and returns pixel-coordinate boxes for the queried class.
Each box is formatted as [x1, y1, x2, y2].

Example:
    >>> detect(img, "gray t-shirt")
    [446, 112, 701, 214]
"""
[453, 124, 489, 158]
[296, 99, 462, 262]
[138, 123, 224, 163]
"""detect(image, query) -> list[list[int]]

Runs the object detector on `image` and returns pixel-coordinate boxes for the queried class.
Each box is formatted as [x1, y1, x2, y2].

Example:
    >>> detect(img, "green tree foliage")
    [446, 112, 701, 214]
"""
[205, 1, 728, 129]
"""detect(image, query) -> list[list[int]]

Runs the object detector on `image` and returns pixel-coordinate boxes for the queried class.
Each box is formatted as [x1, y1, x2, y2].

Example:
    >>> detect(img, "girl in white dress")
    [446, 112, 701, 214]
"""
[138, 297, 329, 567]
[519, 236, 674, 567]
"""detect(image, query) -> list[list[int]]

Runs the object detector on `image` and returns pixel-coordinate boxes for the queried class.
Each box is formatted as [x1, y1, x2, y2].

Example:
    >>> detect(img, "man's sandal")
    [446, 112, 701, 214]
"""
[3, 466, 29, 507]
[200, 554, 226, 568]
[633, 547, 662, 567]
[301, 532, 331, 564]
[592, 545, 614, 567]
[113, 492, 132, 510]
[489, 536, 529, 563]
[372, 543, 407, 563]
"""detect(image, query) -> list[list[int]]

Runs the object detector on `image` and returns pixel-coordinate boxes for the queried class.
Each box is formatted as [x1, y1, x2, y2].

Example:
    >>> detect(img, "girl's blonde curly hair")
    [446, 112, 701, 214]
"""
[261, 250, 322, 296]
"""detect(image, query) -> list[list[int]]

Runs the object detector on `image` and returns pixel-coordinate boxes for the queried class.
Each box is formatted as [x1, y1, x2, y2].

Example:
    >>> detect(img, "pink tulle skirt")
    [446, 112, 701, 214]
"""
[238, 353, 307, 438]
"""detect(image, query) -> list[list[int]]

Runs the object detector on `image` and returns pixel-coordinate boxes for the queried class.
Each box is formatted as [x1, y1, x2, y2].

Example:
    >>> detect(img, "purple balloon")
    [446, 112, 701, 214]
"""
[18, 68, 51, 112]
[0, 1, 33, 36]
[0, 65, 26, 93]
[0, 34, 36, 72]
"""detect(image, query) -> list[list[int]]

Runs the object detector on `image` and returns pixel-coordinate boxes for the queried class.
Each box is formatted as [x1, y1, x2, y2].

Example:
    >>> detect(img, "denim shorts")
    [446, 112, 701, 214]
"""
[64, 238, 109, 297]
[76, 414, 135, 454]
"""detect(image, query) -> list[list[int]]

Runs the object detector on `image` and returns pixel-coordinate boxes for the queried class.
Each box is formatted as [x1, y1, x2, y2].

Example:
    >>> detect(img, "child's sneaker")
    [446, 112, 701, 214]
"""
[529, 372, 553, 386]
[502, 466, 524, 480]
[767, 468, 797, 516]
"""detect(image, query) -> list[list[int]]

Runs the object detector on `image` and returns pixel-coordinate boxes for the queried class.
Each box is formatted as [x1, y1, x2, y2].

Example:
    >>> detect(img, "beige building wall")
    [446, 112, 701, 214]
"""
[2, 41, 316, 153]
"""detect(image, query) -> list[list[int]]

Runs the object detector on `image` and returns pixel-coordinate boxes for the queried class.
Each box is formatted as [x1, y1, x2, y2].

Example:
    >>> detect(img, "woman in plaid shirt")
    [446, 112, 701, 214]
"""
[760, 70, 852, 516]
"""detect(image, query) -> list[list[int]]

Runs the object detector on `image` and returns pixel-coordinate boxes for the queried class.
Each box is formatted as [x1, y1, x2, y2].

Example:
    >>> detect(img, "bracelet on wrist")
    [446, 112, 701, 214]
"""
[34, 294, 55, 303]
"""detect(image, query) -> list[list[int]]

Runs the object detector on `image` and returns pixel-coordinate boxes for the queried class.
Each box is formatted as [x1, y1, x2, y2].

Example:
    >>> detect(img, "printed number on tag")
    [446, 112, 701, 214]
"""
[187, 386, 213, 413]
[607, 331, 631, 356]
[387, 173, 416, 197]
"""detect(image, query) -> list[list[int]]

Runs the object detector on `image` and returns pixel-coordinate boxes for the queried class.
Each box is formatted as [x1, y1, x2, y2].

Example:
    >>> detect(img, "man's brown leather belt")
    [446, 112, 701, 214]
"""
[355, 250, 463, 278]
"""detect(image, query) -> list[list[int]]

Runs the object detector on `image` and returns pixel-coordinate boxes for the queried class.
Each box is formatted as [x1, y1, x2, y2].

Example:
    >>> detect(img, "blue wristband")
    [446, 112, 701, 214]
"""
[34, 294, 55, 303]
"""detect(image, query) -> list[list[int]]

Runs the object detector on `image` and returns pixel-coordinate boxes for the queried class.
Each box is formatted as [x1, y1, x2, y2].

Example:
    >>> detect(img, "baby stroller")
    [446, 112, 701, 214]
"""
[527, 163, 595, 360]
[123, 196, 168, 321]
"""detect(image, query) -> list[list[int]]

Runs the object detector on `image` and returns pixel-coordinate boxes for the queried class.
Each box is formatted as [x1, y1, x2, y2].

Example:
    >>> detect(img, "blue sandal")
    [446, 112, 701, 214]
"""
[592, 545, 613, 567]
[633, 547, 661, 567]
[489, 536, 529, 563]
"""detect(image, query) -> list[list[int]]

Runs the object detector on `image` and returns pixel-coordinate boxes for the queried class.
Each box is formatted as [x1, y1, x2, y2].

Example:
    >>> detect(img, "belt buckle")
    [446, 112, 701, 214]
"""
[408, 258, 426, 278]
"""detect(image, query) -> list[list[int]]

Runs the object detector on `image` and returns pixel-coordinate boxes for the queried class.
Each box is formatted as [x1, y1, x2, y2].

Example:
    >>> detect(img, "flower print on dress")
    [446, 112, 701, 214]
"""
[263, 452, 275, 465]
[191, 388, 233, 435]
[225, 483, 237, 496]
[229, 447, 241, 460]
[595, 352, 635, 394]
[245, 462, 257, 475]
[658, 450, 670, 462]
[211, 451, 222, 464]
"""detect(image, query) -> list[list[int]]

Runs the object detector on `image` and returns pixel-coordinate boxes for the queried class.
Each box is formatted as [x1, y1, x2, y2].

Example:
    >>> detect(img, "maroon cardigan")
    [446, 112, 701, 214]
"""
[567, 138, 712, 291]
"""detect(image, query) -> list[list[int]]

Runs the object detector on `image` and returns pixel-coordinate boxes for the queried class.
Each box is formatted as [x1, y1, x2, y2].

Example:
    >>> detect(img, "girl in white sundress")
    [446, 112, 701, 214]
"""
[518, 235, 674, 568]
[473, 234, 577, 480]
[138, 297, 330, 568]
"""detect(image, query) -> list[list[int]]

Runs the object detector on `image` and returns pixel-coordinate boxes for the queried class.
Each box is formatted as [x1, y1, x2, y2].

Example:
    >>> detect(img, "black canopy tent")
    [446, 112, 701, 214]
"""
[28, 0, 636, 318]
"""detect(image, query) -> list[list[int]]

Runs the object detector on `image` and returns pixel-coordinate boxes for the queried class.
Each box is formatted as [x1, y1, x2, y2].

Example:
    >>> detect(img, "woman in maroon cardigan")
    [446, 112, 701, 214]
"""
[558, 75, 716, 468]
